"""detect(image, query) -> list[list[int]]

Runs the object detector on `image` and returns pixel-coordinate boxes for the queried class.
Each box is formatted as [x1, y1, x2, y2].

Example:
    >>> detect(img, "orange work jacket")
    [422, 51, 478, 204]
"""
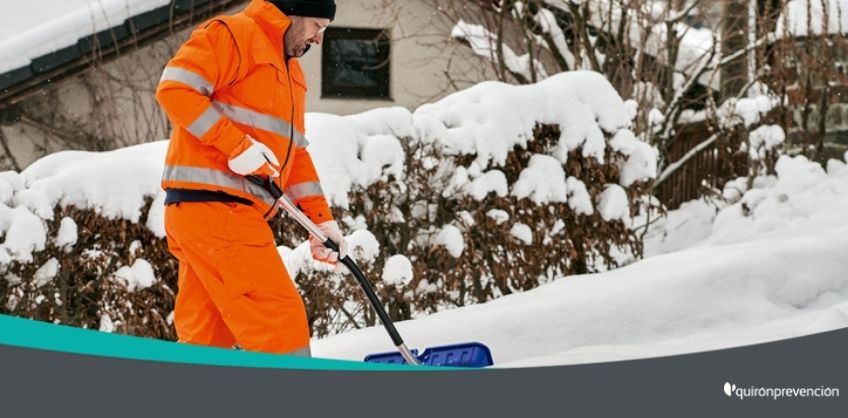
[156, 0, 333, 223]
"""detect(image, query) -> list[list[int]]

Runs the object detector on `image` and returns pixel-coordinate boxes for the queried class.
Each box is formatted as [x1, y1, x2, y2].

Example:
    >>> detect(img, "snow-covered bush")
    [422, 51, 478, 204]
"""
[300, 72, 658, 333]
[0, 202, 177, 337]
[0, 71, 658, 338]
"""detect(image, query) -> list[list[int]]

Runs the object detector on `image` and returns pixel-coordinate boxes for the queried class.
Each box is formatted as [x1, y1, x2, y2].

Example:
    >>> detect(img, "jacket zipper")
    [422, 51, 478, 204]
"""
[275, 60, 296, 200]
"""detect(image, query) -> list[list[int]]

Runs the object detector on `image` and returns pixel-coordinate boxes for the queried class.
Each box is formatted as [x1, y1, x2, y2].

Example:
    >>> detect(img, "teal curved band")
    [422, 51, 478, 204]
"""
[0, 314, 430, 371]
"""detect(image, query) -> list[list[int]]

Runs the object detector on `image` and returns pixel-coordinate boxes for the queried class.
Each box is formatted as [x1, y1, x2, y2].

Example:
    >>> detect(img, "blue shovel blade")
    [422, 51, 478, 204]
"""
[364, 342, 493, 368]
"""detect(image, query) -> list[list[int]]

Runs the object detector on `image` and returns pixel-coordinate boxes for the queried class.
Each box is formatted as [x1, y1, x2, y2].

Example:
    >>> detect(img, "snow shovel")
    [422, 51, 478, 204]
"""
[247, 175, 493, 368]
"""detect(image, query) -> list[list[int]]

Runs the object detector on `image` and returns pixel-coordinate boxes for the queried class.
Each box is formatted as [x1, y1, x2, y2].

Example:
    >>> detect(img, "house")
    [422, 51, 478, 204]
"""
[0, 0, 489, 170]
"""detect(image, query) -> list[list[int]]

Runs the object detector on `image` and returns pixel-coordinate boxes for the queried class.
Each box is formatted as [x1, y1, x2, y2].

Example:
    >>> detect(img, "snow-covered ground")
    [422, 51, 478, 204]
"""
[313, 154, 848, 367]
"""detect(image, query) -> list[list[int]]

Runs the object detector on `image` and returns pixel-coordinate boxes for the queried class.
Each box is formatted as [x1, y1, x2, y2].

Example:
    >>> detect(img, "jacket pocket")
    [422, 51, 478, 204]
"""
[213, 245, 261, 298]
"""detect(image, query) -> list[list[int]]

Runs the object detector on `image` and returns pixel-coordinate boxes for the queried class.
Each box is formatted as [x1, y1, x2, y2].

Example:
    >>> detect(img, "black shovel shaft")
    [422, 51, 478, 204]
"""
[247, 176, 406, 347]
[339, 254, 405, 347]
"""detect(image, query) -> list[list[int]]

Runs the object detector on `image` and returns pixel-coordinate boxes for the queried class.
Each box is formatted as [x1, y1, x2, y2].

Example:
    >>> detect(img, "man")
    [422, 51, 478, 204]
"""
[155, 0, 346, 356]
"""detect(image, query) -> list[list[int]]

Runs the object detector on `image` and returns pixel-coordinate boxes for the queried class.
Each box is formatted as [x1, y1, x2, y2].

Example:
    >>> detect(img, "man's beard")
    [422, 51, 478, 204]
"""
[288, 43, 311, 59]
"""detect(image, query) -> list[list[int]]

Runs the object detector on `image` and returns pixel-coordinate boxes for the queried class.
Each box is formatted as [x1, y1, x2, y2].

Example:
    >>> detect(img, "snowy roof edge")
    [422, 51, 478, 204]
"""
[0, 0, 247, 108]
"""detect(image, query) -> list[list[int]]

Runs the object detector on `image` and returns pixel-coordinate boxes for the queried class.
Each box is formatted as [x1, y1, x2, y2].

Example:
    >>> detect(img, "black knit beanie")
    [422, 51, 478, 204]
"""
[270, 0, 336, 20]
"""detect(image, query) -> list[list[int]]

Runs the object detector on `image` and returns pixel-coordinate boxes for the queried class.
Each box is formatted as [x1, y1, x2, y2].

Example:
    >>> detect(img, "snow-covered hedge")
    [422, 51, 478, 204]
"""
[0, 71, 659, 337]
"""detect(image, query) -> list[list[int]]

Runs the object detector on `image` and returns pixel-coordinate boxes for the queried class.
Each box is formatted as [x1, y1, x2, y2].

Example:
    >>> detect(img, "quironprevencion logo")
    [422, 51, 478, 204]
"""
[723, 381, 840, 400]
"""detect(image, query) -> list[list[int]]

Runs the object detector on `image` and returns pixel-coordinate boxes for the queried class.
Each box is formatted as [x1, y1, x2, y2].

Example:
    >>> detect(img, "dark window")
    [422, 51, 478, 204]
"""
[322, 27, 390, 100]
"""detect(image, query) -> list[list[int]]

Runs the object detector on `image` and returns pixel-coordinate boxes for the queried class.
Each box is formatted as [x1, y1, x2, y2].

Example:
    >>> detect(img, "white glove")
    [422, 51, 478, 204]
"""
[309, 220, 349, 269]
[227, 135, 280, 177]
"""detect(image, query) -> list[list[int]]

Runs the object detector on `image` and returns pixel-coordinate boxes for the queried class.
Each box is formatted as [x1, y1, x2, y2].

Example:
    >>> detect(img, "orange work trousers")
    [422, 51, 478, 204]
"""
[164, 201, 310, 356]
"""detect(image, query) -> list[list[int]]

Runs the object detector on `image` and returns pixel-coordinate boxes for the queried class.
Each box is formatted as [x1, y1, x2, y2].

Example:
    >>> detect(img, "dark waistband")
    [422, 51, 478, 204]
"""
[164, 189, 253, 206]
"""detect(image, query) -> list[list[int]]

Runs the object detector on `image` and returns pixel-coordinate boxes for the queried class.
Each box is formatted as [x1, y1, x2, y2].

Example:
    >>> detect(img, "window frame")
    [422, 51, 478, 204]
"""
[321, 27, 392, 100]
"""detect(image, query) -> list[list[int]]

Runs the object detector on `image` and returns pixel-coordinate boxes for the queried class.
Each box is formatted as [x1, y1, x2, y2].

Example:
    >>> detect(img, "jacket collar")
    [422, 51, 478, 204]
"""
[244, 0, 290, 56]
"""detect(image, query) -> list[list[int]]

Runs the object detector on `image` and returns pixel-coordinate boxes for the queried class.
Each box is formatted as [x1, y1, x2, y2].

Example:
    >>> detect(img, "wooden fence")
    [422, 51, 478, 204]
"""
[654, 121, 749, 210]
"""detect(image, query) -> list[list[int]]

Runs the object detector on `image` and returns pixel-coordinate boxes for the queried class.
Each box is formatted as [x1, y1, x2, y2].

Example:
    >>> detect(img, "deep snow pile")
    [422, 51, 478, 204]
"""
[312, 153, 848, 366]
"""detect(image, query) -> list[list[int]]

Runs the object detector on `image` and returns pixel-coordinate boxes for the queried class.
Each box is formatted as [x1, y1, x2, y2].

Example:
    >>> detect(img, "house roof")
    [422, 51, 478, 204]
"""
[0, 0, 247, 107]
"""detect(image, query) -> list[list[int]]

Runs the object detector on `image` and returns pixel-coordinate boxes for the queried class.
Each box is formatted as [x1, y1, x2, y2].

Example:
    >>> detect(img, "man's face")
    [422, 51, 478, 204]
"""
[284, 16, 330, 58]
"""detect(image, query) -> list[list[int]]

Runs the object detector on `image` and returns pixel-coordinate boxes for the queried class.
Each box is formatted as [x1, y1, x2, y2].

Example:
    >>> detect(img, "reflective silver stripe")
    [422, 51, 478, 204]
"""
[288, 345, 311, 357]
[160, 67, 214, 96]
[186, 106, 222, 139]
[212, 101, 309, 148]
[285, 181, 324, 201]
[162, 165, 277, 206]
[292, 130, 309, 149]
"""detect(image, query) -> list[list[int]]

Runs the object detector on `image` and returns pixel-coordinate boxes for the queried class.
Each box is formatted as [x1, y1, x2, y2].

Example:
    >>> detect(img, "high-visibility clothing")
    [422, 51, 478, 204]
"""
[156, 0, 330, 355]
[156, 0, 332, 224]
[165, 201, 311, 355]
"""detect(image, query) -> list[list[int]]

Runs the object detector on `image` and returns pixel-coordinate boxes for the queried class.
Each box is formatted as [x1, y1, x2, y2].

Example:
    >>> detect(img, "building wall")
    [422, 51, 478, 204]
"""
[298, 0, 492, 115]
[0, 19, 195, 171]
[0, 0, 490, 170]
[0, 40, 181, 171]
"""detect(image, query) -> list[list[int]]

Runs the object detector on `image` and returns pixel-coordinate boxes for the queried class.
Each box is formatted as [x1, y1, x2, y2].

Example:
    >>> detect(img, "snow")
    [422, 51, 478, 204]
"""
[597, 184, 630, 221]
[360, 134, 405, 182]
[0, 172, 21, 205]
[346, 106, 415, 139]
[54, 217, 79, 250]
[11, 189, 53, 220]
[314, 229, 848, 366]
[549, 219, 565, 236]
[707, 155, 843, 245]
[511, 154, 567, 204]
[642, 198, 716, 256]
[748, 125, 786, 161]
[717, 93, 781, 128]
[535, 8, 575, 69]
[486, 209, 510, 225]
[312, 154, 848, 367]
[415, 279, 438, 295]
[346, 229, 381, 263]
[414, 71, 632, 169]
[305, 110, 412, 209]
[456, 210, 475, 227]
[621, 142, 659, 187]
[281, 228, 381, 277]
[382, 255, 414, 287]
[0, 204, 47, 263]
[33, 257, 60, 288]
[432, 225, 464, 258]
[306, 71, 648, 213]
[466, 170, 508, 201]
[112, 259, 156, 292]
[99, 314, 115, 333]
[0, 141, 167, 260]
[566, 177, 594, 215]
[509, 223, 533, 245]
[145, 191, 167, 238]
[22, 142, 167, 223]
[0, 0, 172, 74]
